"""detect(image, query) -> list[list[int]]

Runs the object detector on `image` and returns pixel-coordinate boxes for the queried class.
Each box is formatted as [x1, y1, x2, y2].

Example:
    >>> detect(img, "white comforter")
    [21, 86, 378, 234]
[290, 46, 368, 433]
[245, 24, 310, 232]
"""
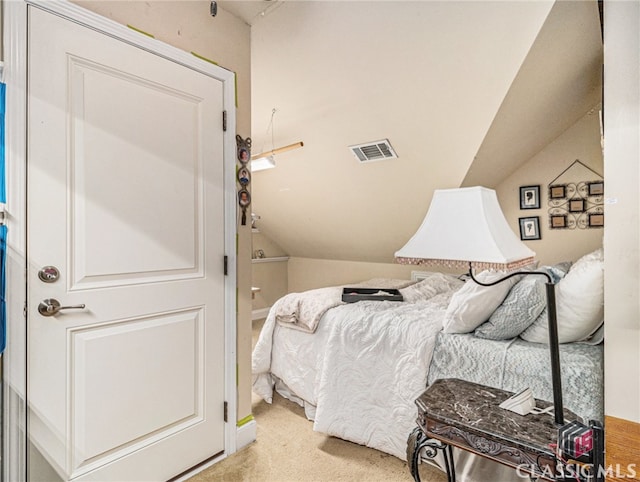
[252, 273, 463, 459]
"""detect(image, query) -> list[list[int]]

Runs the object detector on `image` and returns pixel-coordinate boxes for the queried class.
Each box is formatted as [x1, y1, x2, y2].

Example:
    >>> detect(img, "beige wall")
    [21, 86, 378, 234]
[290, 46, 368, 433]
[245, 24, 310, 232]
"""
[252, 260, 288, 312]
[252, 231, 287, 259]
[74, 0, 254, 422]
[288, 257, 423, 293]
[251, 231, 288, 313]
[603, 1, 640, 423]
[286, 109, 604, 293]
[251, 1, 555, 264]
[496, 108, 604, 265]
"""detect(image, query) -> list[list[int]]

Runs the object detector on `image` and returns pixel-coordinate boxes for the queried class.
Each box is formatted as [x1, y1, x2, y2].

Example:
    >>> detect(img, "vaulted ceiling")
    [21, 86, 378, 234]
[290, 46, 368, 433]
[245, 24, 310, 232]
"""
[220, 0, 603, 263]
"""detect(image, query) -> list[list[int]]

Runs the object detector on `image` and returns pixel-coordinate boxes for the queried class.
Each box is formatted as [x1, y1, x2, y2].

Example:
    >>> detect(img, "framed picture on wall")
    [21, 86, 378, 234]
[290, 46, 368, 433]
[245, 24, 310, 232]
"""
[550, 215, 568, 229]
[519, 185, 540, 209]
[589, 213, 604, 227]
[519, 216, 541, 240]
[569, 198, 586, 213]
[237, 166, 251, 186]
[549, 184, 567, 199]
[588, 181, 604, 196]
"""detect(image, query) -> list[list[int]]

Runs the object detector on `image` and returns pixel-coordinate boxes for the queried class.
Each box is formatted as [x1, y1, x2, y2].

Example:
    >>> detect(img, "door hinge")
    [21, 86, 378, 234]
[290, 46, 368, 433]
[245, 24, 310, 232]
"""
[222, 110, 227, 132]
[224, 401, 228, 423]
[23, 302, 27, 318]
[224, 255, 228, 276]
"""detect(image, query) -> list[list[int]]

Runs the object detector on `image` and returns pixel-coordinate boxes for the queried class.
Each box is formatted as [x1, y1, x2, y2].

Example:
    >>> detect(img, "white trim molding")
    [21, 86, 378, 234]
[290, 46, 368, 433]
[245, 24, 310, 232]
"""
[251, 256, 290, 264]
[252, 307, 271, 321]
[236, 419, 257, 450]
[171, 422, 256, 482]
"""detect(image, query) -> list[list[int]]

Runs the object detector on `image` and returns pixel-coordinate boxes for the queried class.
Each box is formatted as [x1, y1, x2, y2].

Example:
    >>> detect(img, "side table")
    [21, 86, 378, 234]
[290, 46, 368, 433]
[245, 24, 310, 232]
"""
[407, 378, 597, 482]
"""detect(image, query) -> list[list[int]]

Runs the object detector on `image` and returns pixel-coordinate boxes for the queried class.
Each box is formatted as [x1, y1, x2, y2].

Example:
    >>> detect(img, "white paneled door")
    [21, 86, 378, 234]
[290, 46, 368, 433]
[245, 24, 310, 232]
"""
[27, 6, 226, 480]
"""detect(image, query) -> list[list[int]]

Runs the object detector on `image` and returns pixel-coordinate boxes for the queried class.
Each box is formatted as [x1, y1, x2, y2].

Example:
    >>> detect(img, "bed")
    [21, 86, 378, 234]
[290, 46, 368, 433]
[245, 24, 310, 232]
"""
[252, 250, 605, 479]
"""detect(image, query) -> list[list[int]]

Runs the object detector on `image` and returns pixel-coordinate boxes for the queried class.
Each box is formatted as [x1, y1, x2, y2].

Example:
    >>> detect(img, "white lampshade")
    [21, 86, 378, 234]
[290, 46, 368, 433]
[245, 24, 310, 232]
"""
[250, 141, 304, 172]
[251, 155, 276, 172]
[395, 186, 535, 270]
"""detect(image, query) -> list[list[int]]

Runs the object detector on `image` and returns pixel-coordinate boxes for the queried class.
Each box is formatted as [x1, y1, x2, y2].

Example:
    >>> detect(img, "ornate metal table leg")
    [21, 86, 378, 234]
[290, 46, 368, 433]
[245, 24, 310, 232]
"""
[407, 427, 456, 482]
[444, 443, 456, 482]
[407, 427, 423, 481]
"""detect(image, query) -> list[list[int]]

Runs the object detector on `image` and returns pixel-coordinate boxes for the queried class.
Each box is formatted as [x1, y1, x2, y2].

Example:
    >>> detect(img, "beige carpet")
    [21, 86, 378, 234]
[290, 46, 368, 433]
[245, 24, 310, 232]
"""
[189, 391, 448, 482]
[188, 320, 448, 482]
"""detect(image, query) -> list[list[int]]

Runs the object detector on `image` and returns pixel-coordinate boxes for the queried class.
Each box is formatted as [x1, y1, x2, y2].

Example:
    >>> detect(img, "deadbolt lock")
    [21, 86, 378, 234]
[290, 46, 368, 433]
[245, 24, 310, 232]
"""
[38, 266, 60, 283]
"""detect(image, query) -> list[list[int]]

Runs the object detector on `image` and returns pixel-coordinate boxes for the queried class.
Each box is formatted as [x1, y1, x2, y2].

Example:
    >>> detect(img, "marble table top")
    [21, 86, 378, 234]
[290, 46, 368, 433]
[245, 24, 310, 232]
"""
[416, 378, 581, 454]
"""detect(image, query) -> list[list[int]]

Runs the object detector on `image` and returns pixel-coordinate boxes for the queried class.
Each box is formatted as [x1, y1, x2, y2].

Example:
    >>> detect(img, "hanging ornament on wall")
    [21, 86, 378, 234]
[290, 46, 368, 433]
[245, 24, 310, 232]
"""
[236, 135, 252, 225]
[251, 108, 304, 172]
[547, 159, 604, 230]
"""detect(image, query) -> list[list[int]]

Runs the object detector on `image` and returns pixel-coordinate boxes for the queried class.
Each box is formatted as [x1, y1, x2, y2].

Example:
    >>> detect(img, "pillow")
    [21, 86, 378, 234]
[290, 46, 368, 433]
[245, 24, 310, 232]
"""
[520, 249, 604, 344]
[399, 273, 464, 303]
[577, 322, 604, 345]
[442, 270, 520, 334]
[474, 263, 571, 340]
[474, 275, 546, 340]
[354, 278, 417, 289]
[552, 261, 573, 277]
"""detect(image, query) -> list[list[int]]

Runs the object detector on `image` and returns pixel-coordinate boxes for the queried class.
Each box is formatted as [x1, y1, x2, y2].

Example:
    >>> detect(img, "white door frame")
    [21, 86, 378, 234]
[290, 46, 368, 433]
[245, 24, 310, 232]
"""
[3, 0, 238, 477]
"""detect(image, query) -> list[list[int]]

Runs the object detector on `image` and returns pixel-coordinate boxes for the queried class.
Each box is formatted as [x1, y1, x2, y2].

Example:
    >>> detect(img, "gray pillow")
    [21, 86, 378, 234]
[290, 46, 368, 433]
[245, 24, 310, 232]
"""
[474, 264, 570, 340]
[474, 275, 546, 340]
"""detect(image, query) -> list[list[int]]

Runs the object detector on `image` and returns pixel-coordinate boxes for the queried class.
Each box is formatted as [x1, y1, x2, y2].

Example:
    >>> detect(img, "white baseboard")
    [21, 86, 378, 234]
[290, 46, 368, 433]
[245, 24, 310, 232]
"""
[173, 420, 257, 481]
[172, 453, 226, 482]
[252, 307, 270, 321]
[236, 419, 257, 450]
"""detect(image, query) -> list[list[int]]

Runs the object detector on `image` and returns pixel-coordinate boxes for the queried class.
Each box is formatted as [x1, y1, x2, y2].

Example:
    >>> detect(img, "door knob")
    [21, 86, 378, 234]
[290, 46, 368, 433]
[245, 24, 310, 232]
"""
[38, 299, 86, 317]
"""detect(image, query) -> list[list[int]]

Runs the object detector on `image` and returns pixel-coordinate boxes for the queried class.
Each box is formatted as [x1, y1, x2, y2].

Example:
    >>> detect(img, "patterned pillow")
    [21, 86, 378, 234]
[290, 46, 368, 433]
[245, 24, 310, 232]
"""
[474, 276, 546, 340]
[474, 263, 571, 340]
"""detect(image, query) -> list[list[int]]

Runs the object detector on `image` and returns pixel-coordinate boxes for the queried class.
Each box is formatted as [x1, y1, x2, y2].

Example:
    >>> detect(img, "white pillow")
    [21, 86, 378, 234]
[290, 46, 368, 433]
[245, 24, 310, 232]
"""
[520, 248, 604, 344]
[442, 270, 520, 334]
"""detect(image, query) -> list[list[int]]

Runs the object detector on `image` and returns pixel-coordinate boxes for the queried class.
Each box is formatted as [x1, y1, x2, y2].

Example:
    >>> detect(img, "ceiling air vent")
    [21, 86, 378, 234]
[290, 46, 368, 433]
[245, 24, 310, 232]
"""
[349, 139, 398, 163]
